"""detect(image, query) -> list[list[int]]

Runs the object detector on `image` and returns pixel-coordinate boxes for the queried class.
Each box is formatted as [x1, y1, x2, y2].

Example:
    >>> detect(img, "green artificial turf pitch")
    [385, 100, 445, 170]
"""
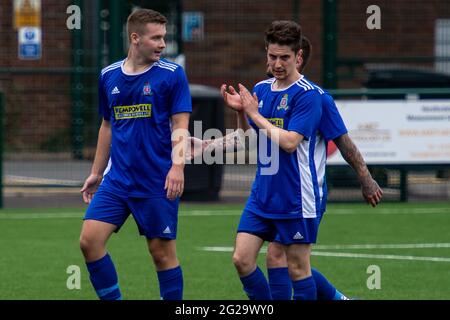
[0, 202, 449, 299]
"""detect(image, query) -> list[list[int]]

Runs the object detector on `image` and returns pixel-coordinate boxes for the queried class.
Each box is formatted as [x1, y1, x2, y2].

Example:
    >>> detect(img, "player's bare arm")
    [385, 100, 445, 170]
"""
[238, 83, 303, 153]
[188, 131, 256, 163]
[81, 119, 112, 204]
[333, 134, 383, 206]
[187, 128, 256, 160]
[206, 129, 253, 153]
[166, 112, 190, 200]
[185, 83, 253, 155]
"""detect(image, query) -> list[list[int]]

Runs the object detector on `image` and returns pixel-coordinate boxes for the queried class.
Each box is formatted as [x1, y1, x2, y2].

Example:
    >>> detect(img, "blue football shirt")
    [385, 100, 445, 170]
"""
[307, 80, 348, 213]
[245, 75, 325, 219]
[308, 82, 348, 141]
[98, 59, 192, 197]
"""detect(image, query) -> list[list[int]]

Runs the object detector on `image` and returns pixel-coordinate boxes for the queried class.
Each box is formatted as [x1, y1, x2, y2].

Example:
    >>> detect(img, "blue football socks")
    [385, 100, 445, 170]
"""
[240, 267, 272, 300]
[292, 275, 317, 300]
[312, 268, 336, 300]
[333, 289, 350, 300]
[267, 267, 292, 300]
[312, 268, 349, 300]
[267, 267, 349, 300]
[157, 265, 183, 300]
[86, 253, 122, 300]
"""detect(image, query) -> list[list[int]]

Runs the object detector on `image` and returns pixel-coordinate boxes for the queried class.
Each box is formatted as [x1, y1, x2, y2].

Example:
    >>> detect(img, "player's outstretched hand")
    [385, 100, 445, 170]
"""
[221, 84, 243, 111]
[362, 178, 383, 207]
[165, 165, 184, 200]
[80, 174, 103, 204]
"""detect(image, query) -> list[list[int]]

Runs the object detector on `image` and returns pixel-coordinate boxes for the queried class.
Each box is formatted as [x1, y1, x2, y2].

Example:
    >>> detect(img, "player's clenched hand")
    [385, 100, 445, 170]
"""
[221, 84, 243, 111]
[165, 165, 184, 200]
[238, 84, 259, 117]
[80, 174, 103, 204]
[362, 177, 383, 207]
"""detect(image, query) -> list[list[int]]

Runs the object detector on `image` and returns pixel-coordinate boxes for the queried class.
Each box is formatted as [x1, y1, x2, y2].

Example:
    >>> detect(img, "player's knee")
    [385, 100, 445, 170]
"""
[79, 234, 99, 255]
[151, 252, 169, 267]
[266, 245, 287, 268]
[266, 252, 286, 268]
[79, 235, 89, 253]
[147, 239, 178, 269]
[149, 248, 173, 268]
[287, 261, 311, 280]
[232, 252, 254, 274]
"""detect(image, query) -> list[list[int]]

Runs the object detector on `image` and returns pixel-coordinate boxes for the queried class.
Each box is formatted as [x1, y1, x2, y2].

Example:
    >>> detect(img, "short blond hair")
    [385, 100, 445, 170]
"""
[127, 9, 167, 41]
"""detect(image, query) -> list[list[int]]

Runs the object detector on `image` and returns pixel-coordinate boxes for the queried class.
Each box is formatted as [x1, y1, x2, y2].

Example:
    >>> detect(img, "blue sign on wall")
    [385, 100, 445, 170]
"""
[182, 12, 204, 42]
[18, 27, 41, 60]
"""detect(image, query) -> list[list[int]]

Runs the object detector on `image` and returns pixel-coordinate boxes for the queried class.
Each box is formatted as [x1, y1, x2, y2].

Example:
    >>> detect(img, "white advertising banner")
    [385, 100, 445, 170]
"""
[327, 100, 450, 165]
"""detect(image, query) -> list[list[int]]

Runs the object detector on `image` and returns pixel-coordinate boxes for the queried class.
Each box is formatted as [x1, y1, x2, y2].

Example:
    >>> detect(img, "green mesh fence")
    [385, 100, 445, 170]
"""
[0, 0, 449, 205]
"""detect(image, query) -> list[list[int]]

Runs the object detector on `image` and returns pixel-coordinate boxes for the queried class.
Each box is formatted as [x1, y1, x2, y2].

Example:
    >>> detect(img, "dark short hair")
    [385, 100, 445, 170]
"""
[299, 36, 312, 72]
[127, 9, 167, 40]
[265, 20, 302, 53]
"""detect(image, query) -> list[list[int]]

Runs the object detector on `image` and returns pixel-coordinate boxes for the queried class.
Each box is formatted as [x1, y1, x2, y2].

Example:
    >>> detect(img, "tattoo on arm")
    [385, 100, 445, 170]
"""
[206, 129, 252, 153]
[334, 134, 372, 183]
[334, 134, 383, 204]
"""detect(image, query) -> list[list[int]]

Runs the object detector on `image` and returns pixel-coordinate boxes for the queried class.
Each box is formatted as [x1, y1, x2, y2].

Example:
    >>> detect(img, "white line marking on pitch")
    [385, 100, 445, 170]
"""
[200, 246, 235, 252]
[314, 243, 450, 250]
[0, 207, 448, 220]
[180, 210, 240, 216]
[179, 208, 449, 216]
[328, 208, 449, 215]
[0, 212, 83, 219]
[5, 175, 82, 186]
[199, 246, 450, 263]
[311, 251, 450, 263]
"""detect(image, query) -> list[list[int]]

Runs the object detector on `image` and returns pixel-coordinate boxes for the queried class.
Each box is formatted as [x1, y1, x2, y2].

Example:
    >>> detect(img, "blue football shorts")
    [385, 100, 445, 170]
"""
[84, 186, 179, 240]
[237, 209, 322, 245]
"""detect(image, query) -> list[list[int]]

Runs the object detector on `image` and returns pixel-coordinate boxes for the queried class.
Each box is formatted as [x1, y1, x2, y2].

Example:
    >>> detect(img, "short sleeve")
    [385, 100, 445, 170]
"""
[98, 74, 110, 120]
[170, 66, 192, 115]
[287, 90, 322, 139]
[319, 94, 348, 141]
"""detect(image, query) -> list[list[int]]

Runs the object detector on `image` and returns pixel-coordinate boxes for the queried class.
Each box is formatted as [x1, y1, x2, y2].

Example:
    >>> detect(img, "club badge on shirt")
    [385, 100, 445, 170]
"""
[277, 94, 289, 111]
[143, 82, 152, 96]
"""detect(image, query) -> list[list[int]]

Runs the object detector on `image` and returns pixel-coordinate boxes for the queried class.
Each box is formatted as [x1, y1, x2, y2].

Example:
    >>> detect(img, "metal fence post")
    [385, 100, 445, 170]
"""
[108, 0, 125, 63]
[71, 0, 84, 159]
[400, 168, 409, 202]
[323, 0, 338, 89]
[292, 0, 300, 23]
[0, 92, 3, 208]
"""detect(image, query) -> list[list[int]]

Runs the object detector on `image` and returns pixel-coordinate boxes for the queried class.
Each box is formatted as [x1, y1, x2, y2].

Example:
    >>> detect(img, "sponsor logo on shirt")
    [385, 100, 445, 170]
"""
[113, 104, 152, 120]
[267, 117, 284, 128]
[277, 94, 289, 111]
